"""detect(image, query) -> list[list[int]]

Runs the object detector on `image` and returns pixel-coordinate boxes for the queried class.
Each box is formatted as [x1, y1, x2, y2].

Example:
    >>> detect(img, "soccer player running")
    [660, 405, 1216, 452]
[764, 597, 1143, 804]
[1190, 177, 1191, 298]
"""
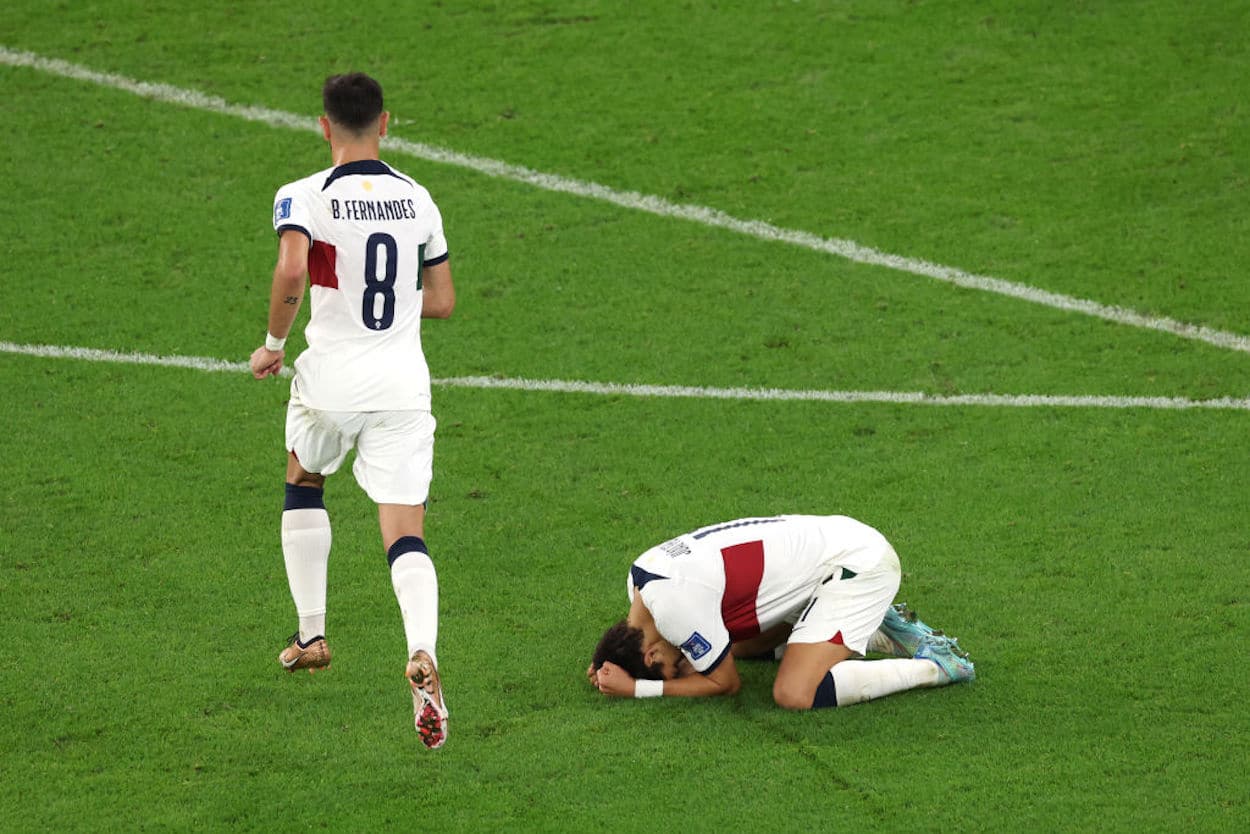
[589, 515, 974, 709]
[249, 73, 454, 749]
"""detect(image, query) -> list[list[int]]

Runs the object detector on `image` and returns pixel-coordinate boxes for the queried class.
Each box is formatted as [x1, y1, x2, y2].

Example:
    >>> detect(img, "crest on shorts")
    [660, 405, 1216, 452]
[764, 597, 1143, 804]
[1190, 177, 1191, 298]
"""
[274, 197, 292, 224]
[680, 631, 712, 660]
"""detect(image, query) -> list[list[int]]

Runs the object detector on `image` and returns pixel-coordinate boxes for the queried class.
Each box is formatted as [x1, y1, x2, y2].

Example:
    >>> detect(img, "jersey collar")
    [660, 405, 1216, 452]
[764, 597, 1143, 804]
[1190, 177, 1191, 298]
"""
[322, 159, 398, 190]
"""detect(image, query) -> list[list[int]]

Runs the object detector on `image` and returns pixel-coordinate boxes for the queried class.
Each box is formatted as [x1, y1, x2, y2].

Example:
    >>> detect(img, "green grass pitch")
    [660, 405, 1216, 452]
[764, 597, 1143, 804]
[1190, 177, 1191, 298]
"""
[2, 2, 1247, 831]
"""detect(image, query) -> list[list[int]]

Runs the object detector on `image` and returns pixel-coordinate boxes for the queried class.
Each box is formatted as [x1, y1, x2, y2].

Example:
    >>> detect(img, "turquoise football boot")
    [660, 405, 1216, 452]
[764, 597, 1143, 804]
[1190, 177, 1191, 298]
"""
[915, 634, 976, 683]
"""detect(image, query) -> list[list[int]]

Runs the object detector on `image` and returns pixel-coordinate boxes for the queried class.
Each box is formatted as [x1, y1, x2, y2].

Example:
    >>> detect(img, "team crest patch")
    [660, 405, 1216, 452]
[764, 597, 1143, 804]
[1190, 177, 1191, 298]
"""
[273, 197, 292, 224]
[680, 631, 712, 660]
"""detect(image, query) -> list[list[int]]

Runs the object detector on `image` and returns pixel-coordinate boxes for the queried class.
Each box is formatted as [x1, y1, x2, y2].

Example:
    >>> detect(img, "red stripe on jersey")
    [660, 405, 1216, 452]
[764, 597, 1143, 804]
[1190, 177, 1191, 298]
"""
[720, 540, 765, 640]
[309, 241, 338, 289]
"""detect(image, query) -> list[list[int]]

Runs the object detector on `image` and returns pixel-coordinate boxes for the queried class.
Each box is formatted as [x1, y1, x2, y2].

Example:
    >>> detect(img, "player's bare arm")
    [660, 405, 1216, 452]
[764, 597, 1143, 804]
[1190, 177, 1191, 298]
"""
[420, 260, 454, 319]
[658, 656, 740, 697]
[731, 622, 792, 659]
[250, 229, 310, 379]
[594, 655, 740, 699]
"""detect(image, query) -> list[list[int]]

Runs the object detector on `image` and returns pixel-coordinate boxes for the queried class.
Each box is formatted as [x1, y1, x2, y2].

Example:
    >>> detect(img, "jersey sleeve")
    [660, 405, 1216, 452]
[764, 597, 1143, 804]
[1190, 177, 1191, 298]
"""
[420, 198, 449, 265]
[272, 182, 313, 243]
[646, 580, 731, 675]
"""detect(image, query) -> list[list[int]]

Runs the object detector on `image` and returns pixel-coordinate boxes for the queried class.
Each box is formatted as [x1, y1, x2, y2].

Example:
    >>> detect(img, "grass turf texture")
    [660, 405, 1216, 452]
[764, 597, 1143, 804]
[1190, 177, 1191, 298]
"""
[2, 1, 1248, 831]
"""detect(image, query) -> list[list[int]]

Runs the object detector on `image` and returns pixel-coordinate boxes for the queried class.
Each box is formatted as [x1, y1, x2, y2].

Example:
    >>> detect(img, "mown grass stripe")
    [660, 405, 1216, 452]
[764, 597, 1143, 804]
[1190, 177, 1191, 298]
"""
[2, 45, 1247, 356]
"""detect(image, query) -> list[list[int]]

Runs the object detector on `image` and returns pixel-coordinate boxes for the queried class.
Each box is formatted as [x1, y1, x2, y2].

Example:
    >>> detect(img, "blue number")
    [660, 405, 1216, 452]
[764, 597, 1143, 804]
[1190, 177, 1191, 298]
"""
[362, 232, 397, 330]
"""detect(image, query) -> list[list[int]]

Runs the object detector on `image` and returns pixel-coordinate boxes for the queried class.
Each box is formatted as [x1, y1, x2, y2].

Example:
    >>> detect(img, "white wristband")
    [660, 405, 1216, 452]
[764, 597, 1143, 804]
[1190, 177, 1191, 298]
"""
[634, 678, 663, 698]
[264, 332, 286, 351]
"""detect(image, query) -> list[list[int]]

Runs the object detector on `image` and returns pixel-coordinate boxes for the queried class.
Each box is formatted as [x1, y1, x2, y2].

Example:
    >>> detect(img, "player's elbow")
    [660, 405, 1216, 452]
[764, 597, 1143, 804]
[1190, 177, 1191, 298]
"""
[422, 294, 455, 319]
[708, 668, 741, 697]
[274, 263, 306, 288]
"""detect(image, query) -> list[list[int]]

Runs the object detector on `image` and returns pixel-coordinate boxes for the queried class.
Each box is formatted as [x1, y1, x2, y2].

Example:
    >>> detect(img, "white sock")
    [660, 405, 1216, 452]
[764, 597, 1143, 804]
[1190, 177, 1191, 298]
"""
[866, 628, 909, 657]
[281, 508, 331, 642]
[831, 658, 942, 707]
[390, 547, 439, 662]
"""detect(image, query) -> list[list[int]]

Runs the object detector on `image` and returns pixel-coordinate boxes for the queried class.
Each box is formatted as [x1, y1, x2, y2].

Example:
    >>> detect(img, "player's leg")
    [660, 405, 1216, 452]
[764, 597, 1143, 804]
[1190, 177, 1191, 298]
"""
[380, 502, 446, 749]
[775, 620, 950, 711]
[772, 640, 856, 709]
[355, 410, 447, 748]
[354, 410, 439, 664]
[776, 549, 973, 709]
[277, 454, 333, 672]
[809, 633, 973, 708]
[277, 401, 355, 673]
[378, 501, 439, 665]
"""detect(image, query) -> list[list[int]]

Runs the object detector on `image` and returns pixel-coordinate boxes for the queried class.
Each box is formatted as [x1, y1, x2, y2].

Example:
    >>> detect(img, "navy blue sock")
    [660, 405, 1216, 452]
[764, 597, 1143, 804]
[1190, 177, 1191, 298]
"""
[811, 671, 838, 709]
[387, 535, 429, 567]
[283, 483, 325, 511]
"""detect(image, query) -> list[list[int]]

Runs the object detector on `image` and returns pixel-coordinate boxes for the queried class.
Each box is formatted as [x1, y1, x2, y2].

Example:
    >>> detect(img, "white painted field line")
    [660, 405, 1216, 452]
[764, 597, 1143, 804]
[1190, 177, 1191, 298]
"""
[3, 45, 1248, 356]
[4, 341, 1247, 412]
[0, 341, 259, 375]
[436, 375, 1250, 411]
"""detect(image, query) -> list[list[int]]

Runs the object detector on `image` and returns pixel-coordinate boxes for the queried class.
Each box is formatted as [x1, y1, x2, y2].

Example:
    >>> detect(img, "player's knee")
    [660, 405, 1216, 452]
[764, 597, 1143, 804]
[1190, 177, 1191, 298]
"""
[289, 471, 325, 490]
[772, 677, 815, 711]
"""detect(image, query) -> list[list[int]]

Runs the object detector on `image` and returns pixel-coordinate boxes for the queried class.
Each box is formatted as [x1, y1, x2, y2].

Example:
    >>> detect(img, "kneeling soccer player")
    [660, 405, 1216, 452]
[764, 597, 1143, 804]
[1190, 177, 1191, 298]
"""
[588, 514, 974, 708]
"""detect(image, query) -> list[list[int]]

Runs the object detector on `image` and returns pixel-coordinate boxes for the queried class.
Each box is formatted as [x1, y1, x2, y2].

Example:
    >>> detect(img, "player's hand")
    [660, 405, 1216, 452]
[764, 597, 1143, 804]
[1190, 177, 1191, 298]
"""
[250, 346, 285, 379]
[593, 661, 636, 698]
[586, 663, 598, 686]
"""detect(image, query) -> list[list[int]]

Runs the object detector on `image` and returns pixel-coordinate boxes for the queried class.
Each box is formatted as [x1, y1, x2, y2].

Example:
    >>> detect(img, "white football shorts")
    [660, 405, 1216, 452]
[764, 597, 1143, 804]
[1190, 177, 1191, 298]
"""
[786, 544, 901, 655]
[285, 384, 436, 506]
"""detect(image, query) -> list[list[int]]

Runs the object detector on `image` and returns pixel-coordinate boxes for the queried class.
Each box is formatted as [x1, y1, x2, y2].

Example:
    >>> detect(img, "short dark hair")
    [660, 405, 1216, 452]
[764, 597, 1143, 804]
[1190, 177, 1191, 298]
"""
[322, 73, 384, 133]
[592, 620, 665, 680]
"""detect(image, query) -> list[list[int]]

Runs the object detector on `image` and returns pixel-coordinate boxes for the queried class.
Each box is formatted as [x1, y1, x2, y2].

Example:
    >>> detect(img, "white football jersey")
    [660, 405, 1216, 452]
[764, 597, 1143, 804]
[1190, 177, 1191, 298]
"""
[629, 515, 894, 673]
[272, 159, 448, 411]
